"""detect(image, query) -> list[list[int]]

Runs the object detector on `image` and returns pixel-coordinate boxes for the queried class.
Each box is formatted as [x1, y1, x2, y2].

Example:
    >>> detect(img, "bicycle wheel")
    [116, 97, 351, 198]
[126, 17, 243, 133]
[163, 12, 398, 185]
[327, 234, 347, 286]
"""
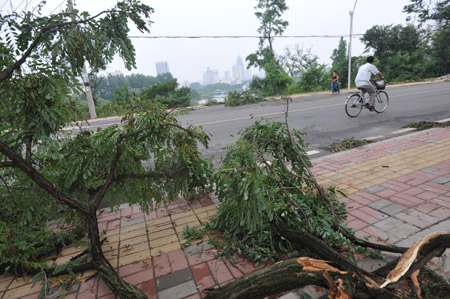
[374, 91, 389, 113]
[345, 94, 363, 117]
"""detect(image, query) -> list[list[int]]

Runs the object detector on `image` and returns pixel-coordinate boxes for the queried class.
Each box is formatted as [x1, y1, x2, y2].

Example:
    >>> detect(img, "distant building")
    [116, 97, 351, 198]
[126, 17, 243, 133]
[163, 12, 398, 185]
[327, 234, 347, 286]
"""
[155, 61, 170, 75]
[232, 56, 246, 83]
[232, 64, 244, 83]
[224, 71, 231, 80]
[203, 67, 219, 85]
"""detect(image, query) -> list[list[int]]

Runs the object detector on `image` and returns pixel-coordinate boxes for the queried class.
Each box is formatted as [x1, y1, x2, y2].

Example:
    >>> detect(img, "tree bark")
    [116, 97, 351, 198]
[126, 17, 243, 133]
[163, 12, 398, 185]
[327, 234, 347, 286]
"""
[204, 258, 396, 299]
[278, 222, 377, 279]
[85, 212, 148, 299]
[205, 231, 450, 299]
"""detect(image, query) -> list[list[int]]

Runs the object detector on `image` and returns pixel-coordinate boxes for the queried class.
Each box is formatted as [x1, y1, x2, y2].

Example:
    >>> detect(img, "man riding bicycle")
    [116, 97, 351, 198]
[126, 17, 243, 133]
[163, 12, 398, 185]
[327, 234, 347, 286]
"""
[355, 56, 384, 112]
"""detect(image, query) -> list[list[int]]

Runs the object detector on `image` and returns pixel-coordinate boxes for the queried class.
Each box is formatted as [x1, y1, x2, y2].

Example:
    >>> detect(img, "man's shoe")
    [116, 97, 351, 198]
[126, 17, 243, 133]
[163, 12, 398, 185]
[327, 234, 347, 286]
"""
[364, 103, 370, 109]
[369, 106, 374, 112]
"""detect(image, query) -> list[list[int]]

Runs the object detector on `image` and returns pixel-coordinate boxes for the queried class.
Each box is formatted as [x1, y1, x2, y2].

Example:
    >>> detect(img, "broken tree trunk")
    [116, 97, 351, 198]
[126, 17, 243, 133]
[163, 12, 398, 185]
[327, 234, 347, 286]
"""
[204, 258, 396, 299]
[85, 213, 148, 299]
[205, 231, 450, 299]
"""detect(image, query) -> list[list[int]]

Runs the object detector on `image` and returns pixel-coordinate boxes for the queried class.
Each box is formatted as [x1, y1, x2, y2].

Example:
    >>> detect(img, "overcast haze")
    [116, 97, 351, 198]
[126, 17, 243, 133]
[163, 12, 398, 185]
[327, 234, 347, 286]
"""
[4, 0, 412, 83]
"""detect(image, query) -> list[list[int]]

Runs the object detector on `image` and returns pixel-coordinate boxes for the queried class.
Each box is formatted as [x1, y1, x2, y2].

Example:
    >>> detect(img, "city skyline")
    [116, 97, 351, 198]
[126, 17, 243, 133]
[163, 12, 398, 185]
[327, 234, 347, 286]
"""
[201, 56, 254, 86]
[3, 0, 411, 83]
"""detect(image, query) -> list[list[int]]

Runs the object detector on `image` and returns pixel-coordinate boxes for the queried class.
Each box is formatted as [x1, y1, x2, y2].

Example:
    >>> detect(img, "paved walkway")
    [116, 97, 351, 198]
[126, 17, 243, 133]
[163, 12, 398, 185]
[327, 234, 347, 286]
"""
[1, 128, 450, 299]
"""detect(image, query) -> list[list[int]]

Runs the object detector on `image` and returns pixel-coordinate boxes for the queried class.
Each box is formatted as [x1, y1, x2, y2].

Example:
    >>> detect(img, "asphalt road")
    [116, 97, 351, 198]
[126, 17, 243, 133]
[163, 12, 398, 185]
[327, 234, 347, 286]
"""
[75, 81, 450, 164]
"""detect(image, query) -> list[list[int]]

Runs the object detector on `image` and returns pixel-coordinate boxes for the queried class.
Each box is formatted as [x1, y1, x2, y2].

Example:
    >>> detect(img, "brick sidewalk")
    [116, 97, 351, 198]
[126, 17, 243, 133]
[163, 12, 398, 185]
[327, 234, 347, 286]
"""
[1, 128, 449, 299]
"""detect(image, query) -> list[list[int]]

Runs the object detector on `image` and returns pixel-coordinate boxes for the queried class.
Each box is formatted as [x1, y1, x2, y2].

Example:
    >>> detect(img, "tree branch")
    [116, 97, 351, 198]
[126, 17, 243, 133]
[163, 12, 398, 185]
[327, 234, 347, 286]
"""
[0, 140, 90, 214]
[0, 161, 15, 168]
[0, 9, 125, 83]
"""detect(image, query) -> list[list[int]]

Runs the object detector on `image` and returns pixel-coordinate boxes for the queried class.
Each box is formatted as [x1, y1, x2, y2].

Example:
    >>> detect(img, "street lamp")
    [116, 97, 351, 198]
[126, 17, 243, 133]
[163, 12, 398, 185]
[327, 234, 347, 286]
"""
[348, 0, 358, 92]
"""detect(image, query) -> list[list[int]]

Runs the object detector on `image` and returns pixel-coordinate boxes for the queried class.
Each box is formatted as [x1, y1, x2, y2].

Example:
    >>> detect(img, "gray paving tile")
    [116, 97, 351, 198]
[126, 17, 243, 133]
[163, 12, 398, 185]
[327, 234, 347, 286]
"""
[212, 197, 220, 204]
[395, 219, 450, 247]
[432, 177, 450, 185]
[426, 139, 437, 143]
[374, 217, 405, 232]
[342, 162, 357, 167]
[389, 223, 422, 240]
[445, 182, 450, 187]
[369, 199, 394, 210]
[380, 203, 407, 216]
[365, 226, 398, 244]
[428, 219, 450, 233]
[183, 241, 214, 256]
[364, 185, 386, 194]
[157, 279, 198, 299]
[420, 167, 440, 173]
[121, 217, 145, 228]
[156, 268, 193, 291]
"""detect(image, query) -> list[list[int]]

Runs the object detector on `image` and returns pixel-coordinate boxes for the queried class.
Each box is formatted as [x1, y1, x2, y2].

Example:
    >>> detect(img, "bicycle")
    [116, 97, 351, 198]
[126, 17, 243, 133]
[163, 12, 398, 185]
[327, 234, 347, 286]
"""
[345, 80, 389, 118]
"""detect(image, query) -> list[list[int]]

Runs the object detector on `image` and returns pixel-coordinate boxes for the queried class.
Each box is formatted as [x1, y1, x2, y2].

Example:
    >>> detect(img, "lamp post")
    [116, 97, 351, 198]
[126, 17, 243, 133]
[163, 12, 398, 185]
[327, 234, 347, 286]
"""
[348, 0, 358, 92]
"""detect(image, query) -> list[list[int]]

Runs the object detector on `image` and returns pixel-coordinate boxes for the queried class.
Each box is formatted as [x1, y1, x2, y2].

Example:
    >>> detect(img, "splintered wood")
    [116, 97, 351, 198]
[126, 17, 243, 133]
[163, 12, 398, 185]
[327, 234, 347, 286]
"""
[380, 232, 447, 288]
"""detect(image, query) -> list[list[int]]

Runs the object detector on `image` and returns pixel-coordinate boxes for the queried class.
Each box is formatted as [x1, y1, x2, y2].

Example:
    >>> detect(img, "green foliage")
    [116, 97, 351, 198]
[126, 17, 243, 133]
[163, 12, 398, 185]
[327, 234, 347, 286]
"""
[180, 225, 207, 247]
[403, 120, 450, 130]
[0, 1, 213, 286]
[205, 99, 220, 106]
[430, 25, 450, 75]
[329, 137, 375, 153]
[289, 62, 331, 93]
[113, 81, 132, 104]
[280, 45, 318, 77]
[247, 0, 291, 96]
[359, 23, 450, 81]
[90, 73, 174, 101]
[254, 0, 289, 51]
[361, 25, 422, 62]
[224, 91, 265, 107]
[211, 120, 350, 264]
[331, 37, 349, 88]
[403, 0, 450, 24]
[140, 79, 191, 108]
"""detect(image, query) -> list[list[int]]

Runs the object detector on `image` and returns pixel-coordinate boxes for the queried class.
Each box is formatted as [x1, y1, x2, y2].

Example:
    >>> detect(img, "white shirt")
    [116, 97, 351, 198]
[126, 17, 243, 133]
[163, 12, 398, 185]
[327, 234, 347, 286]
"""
[355, 63, 380, 87]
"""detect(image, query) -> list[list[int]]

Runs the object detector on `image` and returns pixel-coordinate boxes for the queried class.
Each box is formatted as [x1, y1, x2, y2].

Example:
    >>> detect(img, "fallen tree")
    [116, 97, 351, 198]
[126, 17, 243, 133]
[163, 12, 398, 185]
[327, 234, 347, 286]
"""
[206, 208, 449, 298]
[205, 99, 449, 298]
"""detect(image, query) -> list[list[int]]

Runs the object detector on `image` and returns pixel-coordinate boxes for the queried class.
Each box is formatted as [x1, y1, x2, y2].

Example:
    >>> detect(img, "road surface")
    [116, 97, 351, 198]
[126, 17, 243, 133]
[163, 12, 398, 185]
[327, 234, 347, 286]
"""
[71, 81, 450, 164]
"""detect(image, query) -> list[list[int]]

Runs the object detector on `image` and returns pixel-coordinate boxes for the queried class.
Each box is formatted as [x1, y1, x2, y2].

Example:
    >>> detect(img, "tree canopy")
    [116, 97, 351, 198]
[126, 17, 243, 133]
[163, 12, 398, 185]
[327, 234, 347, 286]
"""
[0, 2, 212, 298]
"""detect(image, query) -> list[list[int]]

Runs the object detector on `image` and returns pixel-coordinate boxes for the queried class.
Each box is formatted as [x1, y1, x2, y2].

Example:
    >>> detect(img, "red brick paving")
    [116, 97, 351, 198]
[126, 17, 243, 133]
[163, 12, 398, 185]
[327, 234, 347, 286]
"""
[6, 128, 450, 299]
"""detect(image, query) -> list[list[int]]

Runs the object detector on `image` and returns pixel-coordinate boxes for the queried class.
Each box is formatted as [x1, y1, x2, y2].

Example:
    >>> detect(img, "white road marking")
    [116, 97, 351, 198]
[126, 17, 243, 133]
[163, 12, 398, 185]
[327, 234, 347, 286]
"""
[306, 150, 321, 155]
[389, 128, 416, 135]
[363, 135, 384, 141]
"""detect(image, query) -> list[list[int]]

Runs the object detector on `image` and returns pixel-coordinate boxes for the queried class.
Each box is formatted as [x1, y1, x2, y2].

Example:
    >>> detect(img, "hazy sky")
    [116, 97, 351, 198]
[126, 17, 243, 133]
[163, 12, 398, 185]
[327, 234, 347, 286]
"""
[4, 0, 412, 83]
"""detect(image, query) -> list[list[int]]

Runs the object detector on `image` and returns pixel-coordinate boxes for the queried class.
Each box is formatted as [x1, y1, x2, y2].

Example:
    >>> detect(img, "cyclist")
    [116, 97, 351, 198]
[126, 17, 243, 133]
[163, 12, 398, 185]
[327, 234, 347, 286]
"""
[355, 56, 384, 112]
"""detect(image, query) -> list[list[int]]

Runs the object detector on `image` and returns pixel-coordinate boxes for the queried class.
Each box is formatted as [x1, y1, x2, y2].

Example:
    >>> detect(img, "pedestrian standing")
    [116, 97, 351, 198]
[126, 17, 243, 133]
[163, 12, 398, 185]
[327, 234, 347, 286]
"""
[331, 71, 340, 94]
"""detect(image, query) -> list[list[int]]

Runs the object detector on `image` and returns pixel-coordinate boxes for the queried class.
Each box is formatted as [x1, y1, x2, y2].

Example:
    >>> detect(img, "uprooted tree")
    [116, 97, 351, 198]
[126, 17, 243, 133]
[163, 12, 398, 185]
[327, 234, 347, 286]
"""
[0, 2, 212, 298]
[202, 108, 450, 298]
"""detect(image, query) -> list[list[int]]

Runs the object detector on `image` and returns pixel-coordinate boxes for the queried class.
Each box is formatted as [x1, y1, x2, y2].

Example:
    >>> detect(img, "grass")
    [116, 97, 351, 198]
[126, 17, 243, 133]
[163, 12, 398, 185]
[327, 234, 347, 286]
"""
[329, 137, 375, 153]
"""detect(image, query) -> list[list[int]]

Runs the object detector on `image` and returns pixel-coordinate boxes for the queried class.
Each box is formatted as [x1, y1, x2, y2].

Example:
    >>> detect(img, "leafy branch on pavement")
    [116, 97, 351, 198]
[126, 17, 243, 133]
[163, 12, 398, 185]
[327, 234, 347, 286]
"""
[403, 121, 450, 131]
[329, 137, 375, 153]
